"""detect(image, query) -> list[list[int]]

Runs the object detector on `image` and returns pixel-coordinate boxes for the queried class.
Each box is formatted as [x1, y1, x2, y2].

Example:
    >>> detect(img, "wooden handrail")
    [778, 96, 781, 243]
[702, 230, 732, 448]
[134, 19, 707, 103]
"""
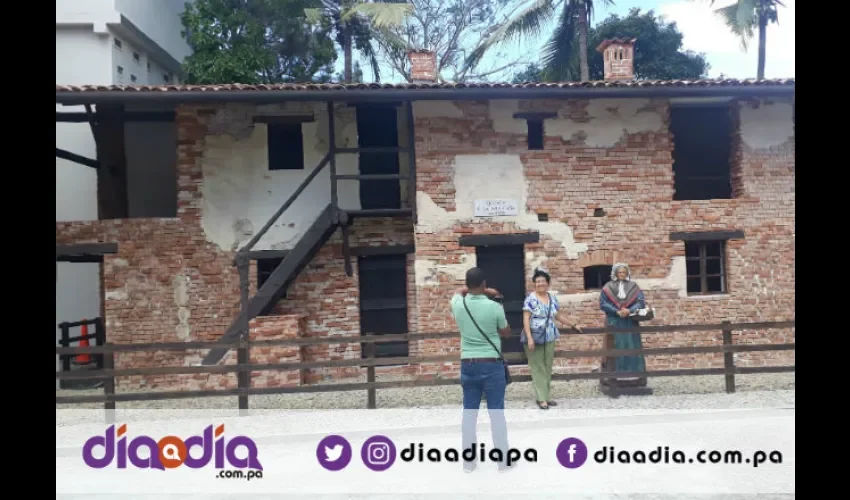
[236, 151, 332, 255]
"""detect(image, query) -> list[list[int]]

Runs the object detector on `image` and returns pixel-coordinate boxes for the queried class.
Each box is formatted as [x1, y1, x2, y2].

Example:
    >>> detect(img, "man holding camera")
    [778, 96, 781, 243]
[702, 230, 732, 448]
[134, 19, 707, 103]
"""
[450, 267, 515, 473]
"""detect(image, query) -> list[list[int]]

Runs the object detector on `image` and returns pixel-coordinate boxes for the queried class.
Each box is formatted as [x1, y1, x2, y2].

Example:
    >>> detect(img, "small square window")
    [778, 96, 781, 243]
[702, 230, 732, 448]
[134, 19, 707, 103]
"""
[114, 38, 122, 49]
[130, 75, 137, 82]
[685, 240, 727, 295]
[583, 265, 612, 290]
[133, 52, 140, 63]
[527, 119, 544, 150]
[163, 73, 172, 83]
[147, 62, 151, 71]
[116, 66, 124, 74]
[267, 123, 304, 170]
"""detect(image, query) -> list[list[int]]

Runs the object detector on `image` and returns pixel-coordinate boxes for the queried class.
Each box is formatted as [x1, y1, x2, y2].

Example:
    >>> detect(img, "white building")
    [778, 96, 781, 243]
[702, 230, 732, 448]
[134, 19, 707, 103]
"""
[56, 0, 192, 386]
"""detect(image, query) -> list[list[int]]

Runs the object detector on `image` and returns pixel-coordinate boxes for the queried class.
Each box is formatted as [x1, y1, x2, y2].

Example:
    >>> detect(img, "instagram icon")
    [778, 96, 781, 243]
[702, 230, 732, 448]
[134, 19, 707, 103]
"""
[361, 435, 396, 471]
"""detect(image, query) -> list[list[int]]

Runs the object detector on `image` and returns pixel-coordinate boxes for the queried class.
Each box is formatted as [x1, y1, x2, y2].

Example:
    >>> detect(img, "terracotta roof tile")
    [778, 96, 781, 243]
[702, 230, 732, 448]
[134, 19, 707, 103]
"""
[596, 38, 637, 52]
[55, 78, 795, 94]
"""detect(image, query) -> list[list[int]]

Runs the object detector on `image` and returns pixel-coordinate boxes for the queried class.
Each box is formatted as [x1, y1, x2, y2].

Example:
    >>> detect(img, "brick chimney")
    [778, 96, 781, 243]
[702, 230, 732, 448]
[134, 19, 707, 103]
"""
[596, 38, 636, 81]
[408, 49, 437, 83]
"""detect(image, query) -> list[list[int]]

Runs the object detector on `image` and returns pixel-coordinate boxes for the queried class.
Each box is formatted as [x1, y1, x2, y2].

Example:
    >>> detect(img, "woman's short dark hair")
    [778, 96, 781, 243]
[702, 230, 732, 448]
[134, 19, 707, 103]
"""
[532, 269, 551, 283]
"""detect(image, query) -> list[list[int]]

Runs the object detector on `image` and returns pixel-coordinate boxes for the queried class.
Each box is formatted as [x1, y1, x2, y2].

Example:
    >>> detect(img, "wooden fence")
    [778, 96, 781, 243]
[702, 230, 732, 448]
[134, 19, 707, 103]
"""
[55, 320, 794, 409]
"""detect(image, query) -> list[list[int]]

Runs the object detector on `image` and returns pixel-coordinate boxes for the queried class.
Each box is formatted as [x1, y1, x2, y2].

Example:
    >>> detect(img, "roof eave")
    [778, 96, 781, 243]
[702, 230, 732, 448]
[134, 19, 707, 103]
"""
[55, 84, 795, 106]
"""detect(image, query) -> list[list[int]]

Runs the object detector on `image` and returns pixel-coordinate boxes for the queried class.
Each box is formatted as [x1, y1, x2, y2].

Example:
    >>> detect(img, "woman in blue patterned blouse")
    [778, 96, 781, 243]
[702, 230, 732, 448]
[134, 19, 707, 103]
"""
[522, 267, 582, 409]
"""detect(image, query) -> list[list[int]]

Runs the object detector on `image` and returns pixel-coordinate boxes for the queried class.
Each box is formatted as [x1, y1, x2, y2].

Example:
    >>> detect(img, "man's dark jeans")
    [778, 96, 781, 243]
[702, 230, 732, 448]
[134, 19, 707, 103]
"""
[460, 360, 509, 467]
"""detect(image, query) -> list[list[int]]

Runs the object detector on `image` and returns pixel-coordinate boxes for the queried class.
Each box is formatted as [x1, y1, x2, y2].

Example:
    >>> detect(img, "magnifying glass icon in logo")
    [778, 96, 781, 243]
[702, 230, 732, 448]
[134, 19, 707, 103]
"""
[162, 443, 181, 460]
[157, 436, 187, 468]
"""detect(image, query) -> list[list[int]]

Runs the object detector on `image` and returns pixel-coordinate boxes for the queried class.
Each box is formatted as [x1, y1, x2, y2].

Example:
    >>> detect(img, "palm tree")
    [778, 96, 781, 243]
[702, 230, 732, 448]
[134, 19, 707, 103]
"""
[306, 1, 413, 83]
[467, 0, 614, 82]
[708, 0, 784, 80]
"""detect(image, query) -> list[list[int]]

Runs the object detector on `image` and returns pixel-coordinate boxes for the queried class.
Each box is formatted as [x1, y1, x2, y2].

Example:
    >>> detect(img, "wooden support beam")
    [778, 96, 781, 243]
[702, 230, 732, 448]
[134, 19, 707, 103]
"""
[512, 112, 558, 120]
[458, 232, 540, 247]
[56, 111, 175, 123]
[56, 243, 119, 263]
[327, 102, 338, 210]
[87, 104, 129, 219]
[56, 148, 99, 169]
[405, 101, 417, 223]
[351, 244, 414, 256]
[670, 230, 745, 242]
[242, 250, 290, 260]
[253, 115, 315, 124]
[342, 224, 353, 277]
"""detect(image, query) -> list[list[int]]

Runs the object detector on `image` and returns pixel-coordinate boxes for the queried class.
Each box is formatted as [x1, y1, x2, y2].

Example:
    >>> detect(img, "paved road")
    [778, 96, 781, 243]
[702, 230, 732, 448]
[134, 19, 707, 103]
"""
[57, 407, 794, 498]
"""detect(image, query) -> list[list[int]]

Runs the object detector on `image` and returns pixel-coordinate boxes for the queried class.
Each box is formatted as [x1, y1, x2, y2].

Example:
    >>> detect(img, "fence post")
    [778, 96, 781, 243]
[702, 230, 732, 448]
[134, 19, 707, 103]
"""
[722, 321, 735, 393]
[366, 341, 376, 409]
[59, 322, 71, 375]
[237, 257, 250, 411]
[103, 344, 116, 424]
[94, 318, 106, 370]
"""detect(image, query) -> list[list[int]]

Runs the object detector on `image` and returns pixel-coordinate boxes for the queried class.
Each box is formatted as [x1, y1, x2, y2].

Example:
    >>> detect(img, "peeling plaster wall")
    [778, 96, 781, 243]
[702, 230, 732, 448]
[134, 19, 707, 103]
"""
[489, 99, 664, 147]
[416, 154, 588, 257]
[740, 100, 794, 150]
[412, 97, 795, 376]
[200, 103, 411, 251]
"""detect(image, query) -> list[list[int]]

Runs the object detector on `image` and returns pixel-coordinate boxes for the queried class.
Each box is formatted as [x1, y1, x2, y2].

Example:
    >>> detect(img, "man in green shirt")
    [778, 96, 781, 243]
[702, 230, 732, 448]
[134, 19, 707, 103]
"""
[450, 267, 514, 472]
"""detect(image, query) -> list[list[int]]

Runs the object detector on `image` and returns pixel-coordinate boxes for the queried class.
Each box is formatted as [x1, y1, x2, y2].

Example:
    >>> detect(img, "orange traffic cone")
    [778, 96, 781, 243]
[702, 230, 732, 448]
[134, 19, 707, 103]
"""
[76, 321, 92, 365]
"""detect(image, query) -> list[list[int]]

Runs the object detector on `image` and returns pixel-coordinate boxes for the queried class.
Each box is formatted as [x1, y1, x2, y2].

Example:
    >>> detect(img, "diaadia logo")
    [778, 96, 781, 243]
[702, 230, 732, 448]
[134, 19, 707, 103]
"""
[81, 424, 263, 471]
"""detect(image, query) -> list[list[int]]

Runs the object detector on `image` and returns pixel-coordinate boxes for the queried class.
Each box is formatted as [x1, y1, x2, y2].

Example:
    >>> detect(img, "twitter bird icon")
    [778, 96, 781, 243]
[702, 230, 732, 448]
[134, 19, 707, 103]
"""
[325, 444, 343, 462]
[317, 435, 352, 471]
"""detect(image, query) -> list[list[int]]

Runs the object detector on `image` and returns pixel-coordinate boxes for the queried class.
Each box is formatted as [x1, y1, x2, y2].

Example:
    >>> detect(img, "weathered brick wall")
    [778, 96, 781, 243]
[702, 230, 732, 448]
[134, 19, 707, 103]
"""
[56, 104, 416, 391]
[56, 96, 794, 395]
[412, 98, 795, 377]
[249, 314, 305, 388]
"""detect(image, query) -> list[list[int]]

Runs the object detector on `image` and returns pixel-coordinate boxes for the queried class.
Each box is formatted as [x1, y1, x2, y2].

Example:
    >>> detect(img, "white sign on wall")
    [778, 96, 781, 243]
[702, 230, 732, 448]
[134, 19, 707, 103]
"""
[474, 199, 519, 217]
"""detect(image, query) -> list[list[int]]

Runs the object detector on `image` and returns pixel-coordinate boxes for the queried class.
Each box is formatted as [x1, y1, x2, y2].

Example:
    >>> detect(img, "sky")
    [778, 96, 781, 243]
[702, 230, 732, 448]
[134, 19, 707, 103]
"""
[349, 0, 795, 82]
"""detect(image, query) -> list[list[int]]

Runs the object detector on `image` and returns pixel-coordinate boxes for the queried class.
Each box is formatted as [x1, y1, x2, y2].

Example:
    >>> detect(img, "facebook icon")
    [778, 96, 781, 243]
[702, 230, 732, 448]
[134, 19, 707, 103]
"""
[556, 438, 589, 469]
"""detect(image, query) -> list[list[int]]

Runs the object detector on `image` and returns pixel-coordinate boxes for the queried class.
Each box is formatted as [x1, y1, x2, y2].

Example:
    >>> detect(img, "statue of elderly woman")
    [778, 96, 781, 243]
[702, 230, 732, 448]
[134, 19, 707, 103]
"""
[599, 263, 649, 390]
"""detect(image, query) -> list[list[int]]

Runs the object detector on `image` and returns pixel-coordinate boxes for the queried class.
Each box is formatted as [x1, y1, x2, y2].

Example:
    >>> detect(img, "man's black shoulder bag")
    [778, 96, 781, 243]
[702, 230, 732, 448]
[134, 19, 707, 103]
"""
[462, 296, 512, 385]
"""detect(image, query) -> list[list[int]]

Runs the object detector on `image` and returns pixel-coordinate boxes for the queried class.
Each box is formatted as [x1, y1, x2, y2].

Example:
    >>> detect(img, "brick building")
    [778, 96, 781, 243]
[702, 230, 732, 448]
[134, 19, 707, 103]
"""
[55, 41, 795, 392]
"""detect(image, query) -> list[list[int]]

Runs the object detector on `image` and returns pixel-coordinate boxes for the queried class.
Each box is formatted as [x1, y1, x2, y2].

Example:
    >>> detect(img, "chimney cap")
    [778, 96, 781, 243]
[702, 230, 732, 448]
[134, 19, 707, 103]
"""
[408, 49, 437, 83]
[596, 38, 637, 53]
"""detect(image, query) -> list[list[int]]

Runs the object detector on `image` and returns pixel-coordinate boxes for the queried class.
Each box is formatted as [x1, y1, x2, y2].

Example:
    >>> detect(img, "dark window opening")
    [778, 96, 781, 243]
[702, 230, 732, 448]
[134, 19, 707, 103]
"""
[256, 257, 287, 315]
[355, 105, 401, 210]
[268, 123, 304, 170]
[583, 265, 612, 290]
[685, 240, 727, 295]
[474, 245, 526, 365]
[670, 105, 733, 200]
[527, 119, 544, 150]
[359, 254, 409, 359]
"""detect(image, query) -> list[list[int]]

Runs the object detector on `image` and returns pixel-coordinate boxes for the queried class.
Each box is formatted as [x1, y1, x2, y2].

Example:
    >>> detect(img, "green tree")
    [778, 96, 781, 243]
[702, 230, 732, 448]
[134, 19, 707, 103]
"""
[468, 0, 614, 82]
[180, 0, 337, 84]
[512, 8, 709, 82]
[370, 0, 522, 83]
[305, 1, 413, 83]
[707, 0, 784, 79]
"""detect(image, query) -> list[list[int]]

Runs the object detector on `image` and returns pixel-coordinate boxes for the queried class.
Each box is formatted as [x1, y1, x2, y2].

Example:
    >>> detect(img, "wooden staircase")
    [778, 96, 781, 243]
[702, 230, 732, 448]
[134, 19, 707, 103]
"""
[202, 205, 338, 365]
[201, 101, 417, 367]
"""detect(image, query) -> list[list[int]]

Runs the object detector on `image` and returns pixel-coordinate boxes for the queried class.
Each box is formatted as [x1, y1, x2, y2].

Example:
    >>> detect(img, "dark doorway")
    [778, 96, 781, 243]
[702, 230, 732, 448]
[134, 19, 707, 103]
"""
[359, 254, 409, 358]
[355, 105, 401, 210]
[474, 245, 526, 364]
